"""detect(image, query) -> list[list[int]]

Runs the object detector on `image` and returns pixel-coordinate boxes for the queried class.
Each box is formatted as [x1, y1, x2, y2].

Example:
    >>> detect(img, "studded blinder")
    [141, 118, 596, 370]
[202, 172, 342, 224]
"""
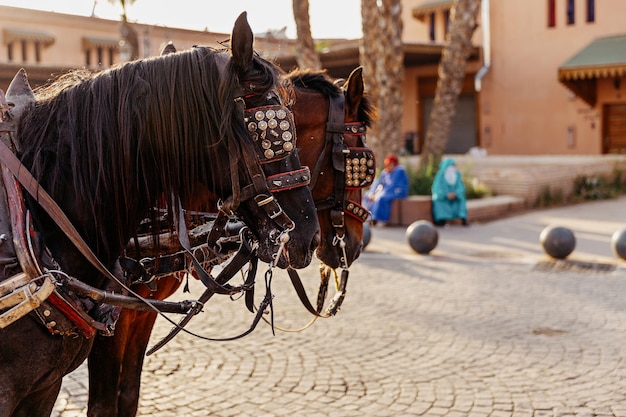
[344, 147, 376, 189]
[245, 105, 297, 162]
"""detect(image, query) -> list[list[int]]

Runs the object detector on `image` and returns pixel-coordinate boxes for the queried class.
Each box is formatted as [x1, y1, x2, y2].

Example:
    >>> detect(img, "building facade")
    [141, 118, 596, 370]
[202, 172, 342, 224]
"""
[404, 0, 626, 155]
[0, 5, 295, 91]
[1, 1, 625, 156]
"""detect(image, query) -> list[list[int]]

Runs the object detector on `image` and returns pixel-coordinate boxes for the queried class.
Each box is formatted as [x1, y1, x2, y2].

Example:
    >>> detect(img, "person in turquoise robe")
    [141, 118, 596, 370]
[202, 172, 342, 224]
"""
[363, 154, 409, 225]
[431, 158, 468, 226]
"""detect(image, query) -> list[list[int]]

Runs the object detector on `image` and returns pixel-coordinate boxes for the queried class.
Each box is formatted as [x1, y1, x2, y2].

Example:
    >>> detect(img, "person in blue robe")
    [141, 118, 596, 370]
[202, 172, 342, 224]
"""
[431, 158, 468, 226]
[363, 154, 409, 225]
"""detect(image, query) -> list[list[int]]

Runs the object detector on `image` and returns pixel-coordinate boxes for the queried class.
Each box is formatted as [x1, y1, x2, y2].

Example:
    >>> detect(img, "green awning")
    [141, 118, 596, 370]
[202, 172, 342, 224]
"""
[558, 34, 626, 106]
[559, 34, 626, 80]
[412, 0, 454, 21]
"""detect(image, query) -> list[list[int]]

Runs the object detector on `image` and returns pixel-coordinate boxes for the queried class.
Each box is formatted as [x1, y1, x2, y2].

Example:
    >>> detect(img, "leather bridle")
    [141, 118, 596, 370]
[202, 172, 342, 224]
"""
[308, 92, 374, 268]
[280, 90, 374, 321]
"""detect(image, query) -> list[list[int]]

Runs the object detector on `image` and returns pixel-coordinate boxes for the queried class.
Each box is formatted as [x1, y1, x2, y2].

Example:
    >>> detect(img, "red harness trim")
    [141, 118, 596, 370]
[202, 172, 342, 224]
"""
[344, 199, 369, 223]
[1, 160, 100, 338]
[46, 291, 97, 338]
[266, 167, 311, 192]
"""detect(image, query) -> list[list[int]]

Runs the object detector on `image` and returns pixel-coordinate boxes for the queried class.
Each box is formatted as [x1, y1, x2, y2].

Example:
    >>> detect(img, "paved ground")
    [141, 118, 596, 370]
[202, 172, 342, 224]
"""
[52, 197, 626, 416]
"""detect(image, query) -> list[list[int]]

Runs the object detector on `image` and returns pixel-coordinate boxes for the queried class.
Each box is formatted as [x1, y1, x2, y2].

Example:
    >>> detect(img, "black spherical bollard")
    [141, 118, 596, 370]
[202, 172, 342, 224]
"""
[362, 222, 372, 250]
[611, 227, 626, 260]
[540, 225, 576, 259]
[406, 220, 438, 254]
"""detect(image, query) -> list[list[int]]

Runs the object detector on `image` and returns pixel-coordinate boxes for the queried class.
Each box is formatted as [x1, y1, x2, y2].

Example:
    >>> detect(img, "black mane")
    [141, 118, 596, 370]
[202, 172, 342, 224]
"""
[286, 68, 376, 128]
[16, 46, 282, 258]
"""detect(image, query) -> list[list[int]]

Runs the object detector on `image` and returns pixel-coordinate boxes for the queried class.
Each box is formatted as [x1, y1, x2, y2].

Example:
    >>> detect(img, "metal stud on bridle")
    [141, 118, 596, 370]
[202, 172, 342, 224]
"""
[245, 105, 297, 162]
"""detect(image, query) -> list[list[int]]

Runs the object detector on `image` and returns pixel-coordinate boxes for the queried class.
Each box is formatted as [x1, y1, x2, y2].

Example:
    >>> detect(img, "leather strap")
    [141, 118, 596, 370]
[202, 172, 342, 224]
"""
[0, 140, 124, 288]
[146, 230, 257, 355]
[286, 266, 349, 318]
[0, 272, 55, 329]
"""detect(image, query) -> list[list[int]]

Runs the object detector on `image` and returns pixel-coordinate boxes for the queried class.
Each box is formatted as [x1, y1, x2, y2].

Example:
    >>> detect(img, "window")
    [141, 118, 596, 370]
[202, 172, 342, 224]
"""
[586, 0, 595, 22]
[444, 10, 450, 37]
[34, 41, 41, 63]
[20, 39, 27, 62]
[83, 37, 118, 68]
[547, 0, 556, 27]
[567, 0, 575, 25]
[428, 12, 435, 41]
[4, 30, 54, 63]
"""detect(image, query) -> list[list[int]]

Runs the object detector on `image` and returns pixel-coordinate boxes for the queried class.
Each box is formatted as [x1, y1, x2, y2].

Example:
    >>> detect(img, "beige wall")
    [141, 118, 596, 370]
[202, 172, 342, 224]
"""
[472, 0, 626, 155]
[400, 0, 626, 155]
[402, 1, 482, 45]
[0, 5, 292, 90]
[0, 6, 233, 66]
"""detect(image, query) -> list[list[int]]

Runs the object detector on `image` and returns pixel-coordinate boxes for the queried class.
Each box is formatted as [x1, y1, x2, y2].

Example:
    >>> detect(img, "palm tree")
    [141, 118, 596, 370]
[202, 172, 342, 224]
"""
[419, 0, 481, 172]
[360, 0, 404, 167]
[292, 0, 322, 69]
[108, 0, 139, 61]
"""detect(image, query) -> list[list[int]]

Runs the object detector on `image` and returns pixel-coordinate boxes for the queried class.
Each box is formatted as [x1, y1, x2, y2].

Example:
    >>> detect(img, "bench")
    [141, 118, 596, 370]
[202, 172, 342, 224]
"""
[387, 195, 526, 226]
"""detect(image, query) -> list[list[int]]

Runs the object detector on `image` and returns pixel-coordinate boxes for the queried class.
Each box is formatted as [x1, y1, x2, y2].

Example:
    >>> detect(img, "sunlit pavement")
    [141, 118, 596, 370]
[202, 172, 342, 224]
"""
[53, 196, 626, 416]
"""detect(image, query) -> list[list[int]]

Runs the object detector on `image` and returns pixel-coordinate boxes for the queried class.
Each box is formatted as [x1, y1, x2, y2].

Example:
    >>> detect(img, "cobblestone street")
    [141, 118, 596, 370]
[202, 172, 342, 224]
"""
[53, 197, 626, 416]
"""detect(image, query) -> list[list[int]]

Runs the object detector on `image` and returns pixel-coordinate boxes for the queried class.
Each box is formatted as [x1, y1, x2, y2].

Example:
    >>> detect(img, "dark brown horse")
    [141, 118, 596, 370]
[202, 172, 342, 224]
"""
[85, 67, 375, 417]
[0, 13, 319, 417]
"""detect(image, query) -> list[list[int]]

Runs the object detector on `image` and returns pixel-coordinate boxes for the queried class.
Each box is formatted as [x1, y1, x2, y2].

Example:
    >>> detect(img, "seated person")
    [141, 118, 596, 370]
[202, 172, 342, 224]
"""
[431, 158, 468, 226]
[363, 154, 409, 226]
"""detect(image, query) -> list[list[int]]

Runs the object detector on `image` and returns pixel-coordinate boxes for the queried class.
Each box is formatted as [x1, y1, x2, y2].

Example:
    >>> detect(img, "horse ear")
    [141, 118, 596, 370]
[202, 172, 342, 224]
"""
[231, 11, 254, 74]
[344, 67, 364, 117]
[6, 68, 35, 120]
[160, 42, 176, 55]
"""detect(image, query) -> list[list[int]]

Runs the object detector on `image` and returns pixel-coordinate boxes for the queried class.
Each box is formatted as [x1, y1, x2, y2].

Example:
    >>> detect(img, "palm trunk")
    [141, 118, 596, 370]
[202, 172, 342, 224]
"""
[360, 0, 404, 168]
[292, 0, 322, 70]
[420, 0, 481, 172]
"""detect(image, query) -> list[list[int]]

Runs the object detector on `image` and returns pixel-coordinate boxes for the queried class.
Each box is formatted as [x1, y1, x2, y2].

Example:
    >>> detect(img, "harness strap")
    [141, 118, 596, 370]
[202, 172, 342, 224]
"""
[206, 205, 235, 257]
[176, 202, 242, 295]
[0, 140, 123, 287]
[0, 272, 54, 328]
[328, 95, 349, 239]
[46, 290, 100, 338]
[244, 256, 259, 313]
[285, 266, 349, 318]
[59, 275, 196, 314]
[119, 251, 186, 285]
[0, 140, 190, 336]
[236, 137, 296, 233]
[1, 164, 41, 279]
[266, 167, 311, 192]
[146, 230, 257, 355]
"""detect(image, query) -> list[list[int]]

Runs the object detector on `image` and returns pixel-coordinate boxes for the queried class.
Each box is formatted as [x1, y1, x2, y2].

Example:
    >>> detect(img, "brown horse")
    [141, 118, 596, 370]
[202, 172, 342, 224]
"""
[288, 67, 376, 270]
[85, 67, 375, 417]
[0, 13, 319, 417]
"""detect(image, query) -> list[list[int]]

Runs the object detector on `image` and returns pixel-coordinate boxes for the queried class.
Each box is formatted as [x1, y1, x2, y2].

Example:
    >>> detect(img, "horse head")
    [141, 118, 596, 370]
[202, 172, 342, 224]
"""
[289, 67, 377, 269]
[157, 13, 320, 270]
